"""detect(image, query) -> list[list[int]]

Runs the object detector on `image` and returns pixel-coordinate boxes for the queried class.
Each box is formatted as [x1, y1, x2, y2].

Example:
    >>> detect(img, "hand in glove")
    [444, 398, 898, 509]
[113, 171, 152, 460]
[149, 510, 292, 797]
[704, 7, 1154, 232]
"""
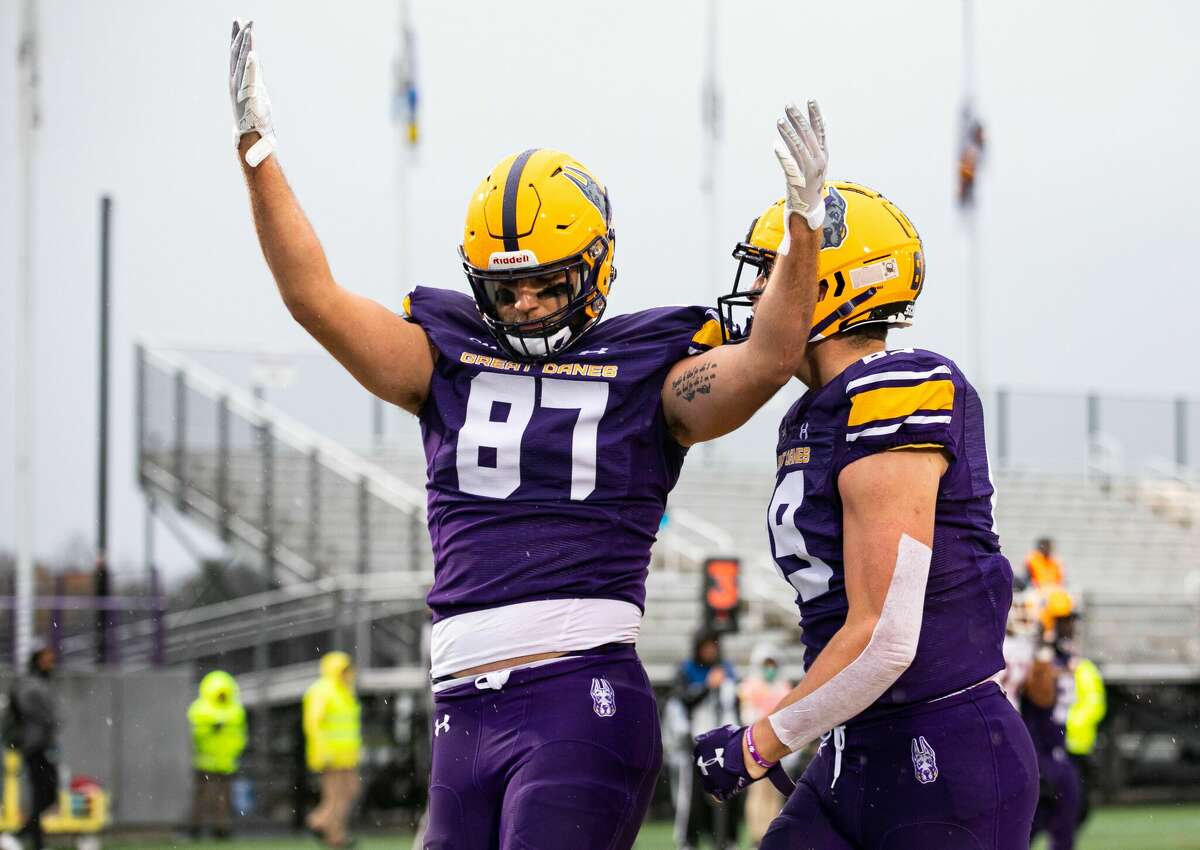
[693, 724, 795, 802]
[230, 19, 277, 167]
[774, 100, 828, 234]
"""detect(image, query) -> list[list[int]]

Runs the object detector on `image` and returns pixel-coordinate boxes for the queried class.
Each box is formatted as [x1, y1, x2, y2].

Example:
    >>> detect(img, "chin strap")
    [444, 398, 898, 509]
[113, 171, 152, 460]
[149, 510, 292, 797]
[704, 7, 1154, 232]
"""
[506, 326, 573, 358]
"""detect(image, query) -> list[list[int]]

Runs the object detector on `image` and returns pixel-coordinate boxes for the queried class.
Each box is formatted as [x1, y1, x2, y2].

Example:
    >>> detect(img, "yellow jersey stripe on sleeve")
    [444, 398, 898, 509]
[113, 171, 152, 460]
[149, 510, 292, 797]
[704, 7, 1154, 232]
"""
[401, 293, 413, 318]
[690, 317, 724, 351]
[847, 380, 955, 428]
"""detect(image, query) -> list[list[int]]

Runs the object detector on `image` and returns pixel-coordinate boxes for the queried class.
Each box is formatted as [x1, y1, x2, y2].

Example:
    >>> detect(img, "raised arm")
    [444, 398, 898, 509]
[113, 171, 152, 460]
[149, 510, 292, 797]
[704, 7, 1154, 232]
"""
[230, 20, 432, 415]
[662, 102, 827, 446]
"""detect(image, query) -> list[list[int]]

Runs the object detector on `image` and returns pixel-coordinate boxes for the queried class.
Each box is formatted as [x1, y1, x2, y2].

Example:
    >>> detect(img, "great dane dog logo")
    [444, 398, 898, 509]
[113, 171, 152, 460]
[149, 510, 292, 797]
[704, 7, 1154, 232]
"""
[821, 185, 849, 250]
[911, 736, 939, 784]
[562, 165, 612, 225]
[590, 677, 616, 718]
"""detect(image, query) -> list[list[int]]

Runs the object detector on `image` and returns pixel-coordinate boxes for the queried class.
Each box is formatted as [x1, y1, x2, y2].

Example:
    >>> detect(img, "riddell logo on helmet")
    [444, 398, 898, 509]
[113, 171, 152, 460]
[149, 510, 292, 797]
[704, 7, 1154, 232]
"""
[488, 251, 540, 269]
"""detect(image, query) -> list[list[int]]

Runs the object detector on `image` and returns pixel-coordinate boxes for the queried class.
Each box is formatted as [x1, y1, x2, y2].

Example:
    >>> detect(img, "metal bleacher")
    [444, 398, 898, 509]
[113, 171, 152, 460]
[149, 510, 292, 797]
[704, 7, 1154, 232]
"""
[133, 346, 800, 702]
[666, 462, 1200, 682]
[133, 345, 1200, 699]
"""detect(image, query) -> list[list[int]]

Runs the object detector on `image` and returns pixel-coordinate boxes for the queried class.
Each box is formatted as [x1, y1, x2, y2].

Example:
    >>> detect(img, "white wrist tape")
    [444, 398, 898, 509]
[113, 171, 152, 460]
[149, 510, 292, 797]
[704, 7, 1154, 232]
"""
[768, 534, 931, 752]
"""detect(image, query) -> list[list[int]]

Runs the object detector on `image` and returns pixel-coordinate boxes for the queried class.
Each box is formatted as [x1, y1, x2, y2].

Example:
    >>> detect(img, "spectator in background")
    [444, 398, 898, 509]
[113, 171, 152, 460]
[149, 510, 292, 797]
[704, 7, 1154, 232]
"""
[303, 652, 361, 849]
[996, 590, 1040, 711]
[1025, 537, 1064, 589]
[187, 670, 247, 840]
[1066, 653, 1107, 829]
[1023, 589, 1082, 850]
[737, 645, 791, 847]
[672, 631, 740, 850]
[10, 647, 59, 850]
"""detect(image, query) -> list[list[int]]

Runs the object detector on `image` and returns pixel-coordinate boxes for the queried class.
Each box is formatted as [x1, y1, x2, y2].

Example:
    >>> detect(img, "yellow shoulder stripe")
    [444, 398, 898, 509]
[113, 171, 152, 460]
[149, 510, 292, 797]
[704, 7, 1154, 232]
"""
[691, 317, 724, 350]
[401, 293, 413, 318]
[888, 443, 946, 452]
[848, 379, 954, 428]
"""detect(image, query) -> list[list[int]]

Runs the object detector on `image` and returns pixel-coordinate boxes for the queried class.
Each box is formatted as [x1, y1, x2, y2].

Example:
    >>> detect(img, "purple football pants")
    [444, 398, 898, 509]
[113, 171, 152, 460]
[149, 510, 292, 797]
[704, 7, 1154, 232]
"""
[423, 646, 662, 850]
[1030, 749, 1081, 850]
[760, 682, 1039, 850]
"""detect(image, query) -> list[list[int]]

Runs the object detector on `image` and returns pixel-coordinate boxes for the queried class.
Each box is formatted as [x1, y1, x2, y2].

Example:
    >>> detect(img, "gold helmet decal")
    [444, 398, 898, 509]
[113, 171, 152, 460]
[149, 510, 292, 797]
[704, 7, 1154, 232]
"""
[461, 149, 616, 360]
[719, 182, 924, 344]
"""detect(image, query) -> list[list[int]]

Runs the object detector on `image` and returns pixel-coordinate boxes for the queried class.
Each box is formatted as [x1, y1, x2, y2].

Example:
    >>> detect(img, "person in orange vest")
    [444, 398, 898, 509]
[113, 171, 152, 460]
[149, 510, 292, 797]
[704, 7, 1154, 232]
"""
[1025, 537, 1064, 589]
[303, 652, 361, 849]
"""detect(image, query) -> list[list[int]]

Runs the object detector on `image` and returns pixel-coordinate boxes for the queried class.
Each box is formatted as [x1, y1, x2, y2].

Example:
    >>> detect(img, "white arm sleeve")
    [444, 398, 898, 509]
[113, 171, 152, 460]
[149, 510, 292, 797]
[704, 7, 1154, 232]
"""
[768, 533, 932, 751]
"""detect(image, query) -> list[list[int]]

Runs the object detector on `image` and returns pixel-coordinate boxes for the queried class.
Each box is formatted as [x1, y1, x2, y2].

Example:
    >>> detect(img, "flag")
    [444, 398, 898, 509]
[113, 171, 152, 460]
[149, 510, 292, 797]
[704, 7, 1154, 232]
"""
[957, 103, 985, 207]
[394, 0, 419, 147]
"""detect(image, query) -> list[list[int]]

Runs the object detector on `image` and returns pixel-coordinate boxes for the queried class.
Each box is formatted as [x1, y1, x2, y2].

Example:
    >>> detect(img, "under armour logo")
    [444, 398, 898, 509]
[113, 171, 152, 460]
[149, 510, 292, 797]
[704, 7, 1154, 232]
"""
[577, 347, 610, 356]
[697, 749, 725, 776]
[434, 714, 450, 737]
[799, 422, 809, 440]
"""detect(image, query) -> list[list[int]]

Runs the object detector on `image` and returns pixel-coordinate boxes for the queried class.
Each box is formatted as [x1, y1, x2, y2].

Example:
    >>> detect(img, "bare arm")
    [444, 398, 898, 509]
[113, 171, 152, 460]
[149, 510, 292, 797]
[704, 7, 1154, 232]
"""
[238, 135, 433, 414]
[662, 214, 818, 446]
[662, 101, 826, 446]
[747, 447, 948, 766]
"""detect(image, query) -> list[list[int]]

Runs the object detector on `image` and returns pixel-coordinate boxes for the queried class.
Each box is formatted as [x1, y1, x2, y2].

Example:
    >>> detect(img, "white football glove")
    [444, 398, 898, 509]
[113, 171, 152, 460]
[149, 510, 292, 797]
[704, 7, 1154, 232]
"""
[774, 100, 828, 236]
[230, 19, 277, 167]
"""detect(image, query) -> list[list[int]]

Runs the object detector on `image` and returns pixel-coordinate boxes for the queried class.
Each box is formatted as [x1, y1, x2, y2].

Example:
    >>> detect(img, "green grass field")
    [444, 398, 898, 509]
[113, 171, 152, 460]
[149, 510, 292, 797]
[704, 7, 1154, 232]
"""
[98, 805, 1200, 850]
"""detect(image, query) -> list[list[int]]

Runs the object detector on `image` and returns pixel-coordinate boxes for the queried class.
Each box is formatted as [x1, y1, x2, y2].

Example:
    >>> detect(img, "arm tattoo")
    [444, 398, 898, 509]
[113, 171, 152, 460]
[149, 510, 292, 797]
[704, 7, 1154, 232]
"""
[671, 361, 718, 402]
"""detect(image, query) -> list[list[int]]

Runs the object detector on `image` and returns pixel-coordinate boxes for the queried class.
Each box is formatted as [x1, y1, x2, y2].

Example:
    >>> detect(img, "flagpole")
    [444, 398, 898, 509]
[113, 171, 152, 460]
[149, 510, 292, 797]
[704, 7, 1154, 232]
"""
[396, 0, 414, 311]
[701, 0, 722, 307]
[14, 0, 39, 667]
[376, 0, 418, 453]
[698, 0, 722, 463]
[962, 0, 985, 389]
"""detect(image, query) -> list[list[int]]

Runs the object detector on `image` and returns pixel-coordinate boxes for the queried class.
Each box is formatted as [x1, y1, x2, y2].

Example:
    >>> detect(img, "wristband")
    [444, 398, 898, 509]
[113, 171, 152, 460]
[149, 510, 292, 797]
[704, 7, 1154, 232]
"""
[744, 725, 778, 770]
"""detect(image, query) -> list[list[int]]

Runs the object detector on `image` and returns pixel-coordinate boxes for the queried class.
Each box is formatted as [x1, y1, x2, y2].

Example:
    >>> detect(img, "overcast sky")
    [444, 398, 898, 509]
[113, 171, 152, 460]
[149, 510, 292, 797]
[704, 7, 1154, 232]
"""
[2, 0, 1198, 578]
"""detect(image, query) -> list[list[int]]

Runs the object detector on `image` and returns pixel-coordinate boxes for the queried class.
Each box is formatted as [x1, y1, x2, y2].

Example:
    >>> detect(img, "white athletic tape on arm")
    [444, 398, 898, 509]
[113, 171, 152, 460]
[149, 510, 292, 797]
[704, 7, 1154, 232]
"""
[768, 533, 931, 752]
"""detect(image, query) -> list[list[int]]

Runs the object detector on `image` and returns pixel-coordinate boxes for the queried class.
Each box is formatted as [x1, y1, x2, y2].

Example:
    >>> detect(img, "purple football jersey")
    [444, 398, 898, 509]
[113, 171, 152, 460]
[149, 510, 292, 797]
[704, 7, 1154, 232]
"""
[404, 286, 721, 621]
[768, 348, 1012, 711]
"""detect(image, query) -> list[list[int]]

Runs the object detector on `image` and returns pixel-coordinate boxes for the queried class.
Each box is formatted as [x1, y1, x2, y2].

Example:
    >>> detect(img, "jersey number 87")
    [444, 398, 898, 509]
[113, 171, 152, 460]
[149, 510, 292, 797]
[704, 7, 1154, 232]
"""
[456, 372, 609, 500]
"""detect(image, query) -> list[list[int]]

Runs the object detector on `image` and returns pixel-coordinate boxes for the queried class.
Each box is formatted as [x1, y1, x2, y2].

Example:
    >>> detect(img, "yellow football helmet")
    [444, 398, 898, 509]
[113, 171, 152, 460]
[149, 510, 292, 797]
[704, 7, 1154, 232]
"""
[460, 148, 616, 359]
[1039, 587, 1077, 634]
[1007, 589, 1042, 637]
[718, 182, 924, 343]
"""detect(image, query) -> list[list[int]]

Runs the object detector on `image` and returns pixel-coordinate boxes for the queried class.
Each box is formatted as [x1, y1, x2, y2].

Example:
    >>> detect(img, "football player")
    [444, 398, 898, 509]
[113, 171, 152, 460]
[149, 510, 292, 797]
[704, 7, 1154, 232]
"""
[229, 20, 828, 850]
[1023, 589, 1083, 850]
[694, 187, 1039, 848]
[996, 590, 1040, 711]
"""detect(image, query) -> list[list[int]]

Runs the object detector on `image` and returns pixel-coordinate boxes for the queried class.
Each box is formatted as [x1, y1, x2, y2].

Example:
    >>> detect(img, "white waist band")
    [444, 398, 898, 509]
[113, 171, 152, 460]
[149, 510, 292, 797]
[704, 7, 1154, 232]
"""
[430, 598, 641, 680]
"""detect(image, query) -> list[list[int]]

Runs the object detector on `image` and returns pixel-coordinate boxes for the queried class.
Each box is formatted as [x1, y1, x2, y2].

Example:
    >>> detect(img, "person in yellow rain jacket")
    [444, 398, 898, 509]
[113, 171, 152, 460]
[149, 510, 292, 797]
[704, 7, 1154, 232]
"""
[1067, 657, 1106, 828]
[187, 670, 247, 839]
[303, 652, 361, 848]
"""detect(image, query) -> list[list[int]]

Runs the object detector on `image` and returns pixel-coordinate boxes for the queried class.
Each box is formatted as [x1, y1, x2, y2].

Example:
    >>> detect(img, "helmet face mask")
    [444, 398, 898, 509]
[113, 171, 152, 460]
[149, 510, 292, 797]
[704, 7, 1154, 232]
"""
[461, 238, 610, 359]
[718, 242, 773, 344]
[460, 150, 616, 361]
